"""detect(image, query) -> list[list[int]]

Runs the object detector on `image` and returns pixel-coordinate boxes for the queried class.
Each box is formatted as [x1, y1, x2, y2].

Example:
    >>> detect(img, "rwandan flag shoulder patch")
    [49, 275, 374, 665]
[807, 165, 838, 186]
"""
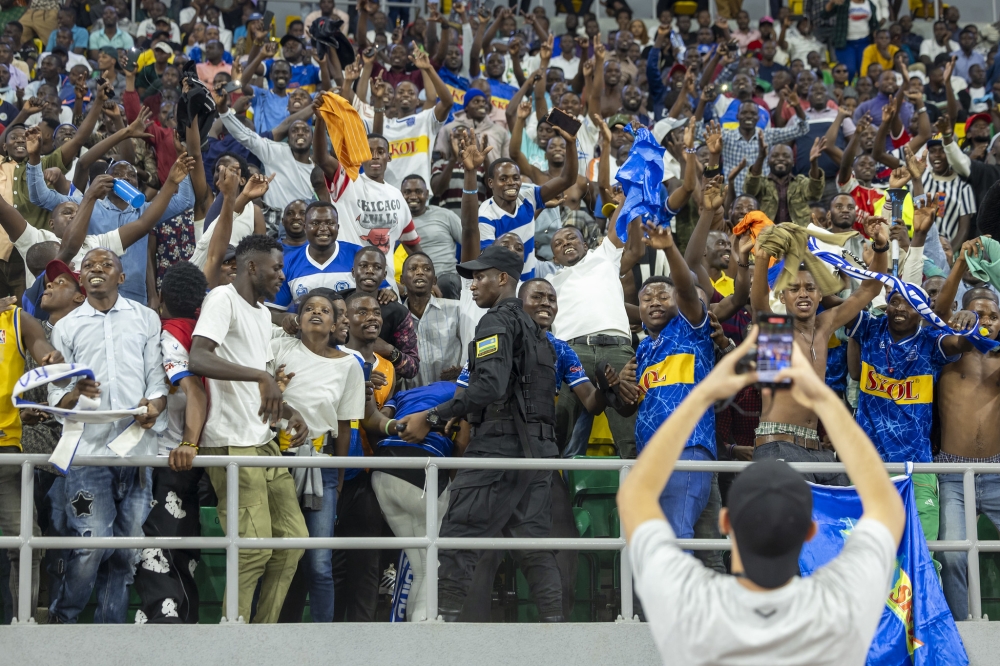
[476, 335, 499, 358]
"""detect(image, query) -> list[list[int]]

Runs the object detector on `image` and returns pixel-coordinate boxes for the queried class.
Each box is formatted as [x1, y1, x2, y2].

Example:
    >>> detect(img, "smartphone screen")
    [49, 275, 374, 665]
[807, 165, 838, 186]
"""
[363, 361, 373, 382]
[756, 313, 793, 387]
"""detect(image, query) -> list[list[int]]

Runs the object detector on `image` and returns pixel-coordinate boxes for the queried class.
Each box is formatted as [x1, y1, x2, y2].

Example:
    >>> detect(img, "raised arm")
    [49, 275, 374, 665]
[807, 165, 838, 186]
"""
[185, 106, 212, 219]
[821, 108, 848, 166]
[684, 175, 725, 294]
[665, 126, 699, 213]
[411, 48, 453, 123]
[538, 126, 578, 202]
[821, 215, 890, 331]
[589, 39, 605, 119]
[506, 67, 540, 127]
[459, 131, 492, 262]
[872, 100, 900, 169]
[838, 112, 869, 186]
[469, 8, 489, 79]
[645, 218, 704, 324]
[71, 106, 154, 194]
[509, 96, 546, 182]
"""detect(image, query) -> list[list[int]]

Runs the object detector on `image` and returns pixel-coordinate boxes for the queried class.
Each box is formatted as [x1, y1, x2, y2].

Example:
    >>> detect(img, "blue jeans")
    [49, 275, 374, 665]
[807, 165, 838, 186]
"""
[938, 472, 1000, 621]
[659, 446, 713, 541]
[301, 467, 339, 623]
[835, 37, 871, 81]
[49, 466, 153, 624]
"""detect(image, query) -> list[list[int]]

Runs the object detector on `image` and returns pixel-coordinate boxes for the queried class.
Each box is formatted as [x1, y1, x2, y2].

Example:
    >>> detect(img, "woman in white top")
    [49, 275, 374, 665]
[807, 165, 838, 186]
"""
[824, 0, 879, 80]
[272, 289, 366, 623]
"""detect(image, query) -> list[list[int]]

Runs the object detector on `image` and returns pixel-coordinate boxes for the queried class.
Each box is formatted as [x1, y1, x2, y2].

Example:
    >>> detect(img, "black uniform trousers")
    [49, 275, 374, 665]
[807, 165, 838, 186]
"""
[438, 432, 563, 617]
[133, 467, 202, 624]
[330, 471, 382, 622]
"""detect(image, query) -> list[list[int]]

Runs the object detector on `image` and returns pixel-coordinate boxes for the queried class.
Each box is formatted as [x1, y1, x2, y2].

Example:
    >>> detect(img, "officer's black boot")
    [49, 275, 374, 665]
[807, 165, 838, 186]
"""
[539, 614, 566, 623]
[438, 607, 462, 622]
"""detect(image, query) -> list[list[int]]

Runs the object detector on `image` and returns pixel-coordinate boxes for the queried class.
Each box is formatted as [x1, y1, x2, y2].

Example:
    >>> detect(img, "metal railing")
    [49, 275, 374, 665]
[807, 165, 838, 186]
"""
[1, 455, 998, 624]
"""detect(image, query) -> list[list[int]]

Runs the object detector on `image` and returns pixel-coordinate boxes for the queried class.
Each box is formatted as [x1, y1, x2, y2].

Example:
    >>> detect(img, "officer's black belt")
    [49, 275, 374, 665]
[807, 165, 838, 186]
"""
[474, 420, 556, 440]
[568, 335, 631, 347]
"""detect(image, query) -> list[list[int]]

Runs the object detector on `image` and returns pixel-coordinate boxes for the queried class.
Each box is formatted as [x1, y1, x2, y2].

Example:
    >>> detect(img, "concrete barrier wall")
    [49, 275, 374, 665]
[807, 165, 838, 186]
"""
[3, 620, 999, 666]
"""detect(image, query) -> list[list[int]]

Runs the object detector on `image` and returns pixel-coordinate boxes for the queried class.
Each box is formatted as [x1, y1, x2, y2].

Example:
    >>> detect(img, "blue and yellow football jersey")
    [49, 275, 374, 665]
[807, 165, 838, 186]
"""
[848, 311, 958, 463]
[635, 309, 715, 456]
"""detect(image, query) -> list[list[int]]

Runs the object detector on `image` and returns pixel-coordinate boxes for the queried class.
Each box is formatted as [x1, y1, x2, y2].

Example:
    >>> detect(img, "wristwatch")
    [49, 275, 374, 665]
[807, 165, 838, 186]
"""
[425, 409, 442, 429]
[389, 347, 402, 364]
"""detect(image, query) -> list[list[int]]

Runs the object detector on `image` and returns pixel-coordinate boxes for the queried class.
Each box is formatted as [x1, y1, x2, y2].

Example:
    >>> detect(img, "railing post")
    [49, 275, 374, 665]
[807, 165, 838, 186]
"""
[963, 470, 983, 620]
[224, 461, 242, 624]
[425, 461, 439, 622]
[16, 461, 34, 623]
[618, 465, 635, 622]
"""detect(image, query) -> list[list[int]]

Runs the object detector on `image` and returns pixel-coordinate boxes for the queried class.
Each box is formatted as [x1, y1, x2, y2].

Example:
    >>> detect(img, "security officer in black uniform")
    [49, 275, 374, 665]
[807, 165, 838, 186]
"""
[396, 243, 565, 622]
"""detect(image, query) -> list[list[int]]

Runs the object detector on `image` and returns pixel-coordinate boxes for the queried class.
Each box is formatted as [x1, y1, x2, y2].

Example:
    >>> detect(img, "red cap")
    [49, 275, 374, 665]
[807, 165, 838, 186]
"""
[44, 259, 85, 295]
[666, 63, 687, 79]
[965, 113, 992, 135]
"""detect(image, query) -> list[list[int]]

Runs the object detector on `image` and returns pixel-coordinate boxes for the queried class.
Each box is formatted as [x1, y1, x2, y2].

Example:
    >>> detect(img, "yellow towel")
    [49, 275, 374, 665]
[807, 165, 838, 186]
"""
[315, 92, 371, 181]
[758, 223, 858, 297]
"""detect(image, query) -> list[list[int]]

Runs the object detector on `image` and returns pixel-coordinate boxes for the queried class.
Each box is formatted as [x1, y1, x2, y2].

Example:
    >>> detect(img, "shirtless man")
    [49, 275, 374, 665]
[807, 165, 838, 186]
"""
[750, 214, 889, 483]
[932, 236, 1000, 621]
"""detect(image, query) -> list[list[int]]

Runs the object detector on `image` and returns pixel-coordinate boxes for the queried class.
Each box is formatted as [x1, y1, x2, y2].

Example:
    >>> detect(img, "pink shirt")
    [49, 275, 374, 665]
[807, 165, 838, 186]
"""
[196, 61, 232, 87]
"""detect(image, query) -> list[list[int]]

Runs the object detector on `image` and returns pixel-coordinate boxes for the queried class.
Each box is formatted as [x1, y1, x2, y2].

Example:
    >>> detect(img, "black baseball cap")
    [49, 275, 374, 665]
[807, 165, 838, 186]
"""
[223, 245, 237, 263]
[727, 459, 813, 589]
[456, 243, 524, 279]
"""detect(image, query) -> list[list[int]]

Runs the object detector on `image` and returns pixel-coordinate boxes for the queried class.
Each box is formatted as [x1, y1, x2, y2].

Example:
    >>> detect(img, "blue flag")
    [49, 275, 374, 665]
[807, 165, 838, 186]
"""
[801, 476, 968, 665]
[614, 125, 666, 242]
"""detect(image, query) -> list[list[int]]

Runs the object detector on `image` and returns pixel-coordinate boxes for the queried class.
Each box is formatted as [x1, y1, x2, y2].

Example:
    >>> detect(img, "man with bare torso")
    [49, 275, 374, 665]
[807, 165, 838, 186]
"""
[932, 237, 1000, 620]
[749, 215, 889, 484]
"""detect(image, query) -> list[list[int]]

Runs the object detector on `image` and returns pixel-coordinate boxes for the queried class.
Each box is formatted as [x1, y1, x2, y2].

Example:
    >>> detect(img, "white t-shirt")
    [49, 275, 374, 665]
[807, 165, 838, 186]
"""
[548, 236, 631, 341]
[15, 225, 124, 289]
[846, 1, 873, 42]
[919, 38, 959, 62]
[381, 108, 445, 190]
[632, 518, 896, 666]
[269, 336, 366, 441]
[158, 330, 191, 455]
[189, 201, 256, 269]
[328, 165, 420, 287]
[192, 284, 275, 448]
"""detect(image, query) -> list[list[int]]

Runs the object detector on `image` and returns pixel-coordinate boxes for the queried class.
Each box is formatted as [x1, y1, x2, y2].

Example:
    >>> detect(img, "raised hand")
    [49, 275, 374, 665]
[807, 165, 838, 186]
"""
[903, 144, 926, 180]
[409, 48, 433, 70]
[449, 128, 469, 159]
[704, 119, 722, 155]
[700, 83, 717, 103]
[460, 130, 494, 171]
[934, 113, 952, 137]
[911, 195, 936, 235]
[22, 96, 44, 115]
[582, 57, 594, 77]
[168, 152, 196, 184]
[218, 164, 241, 198]
[594, 112, 611, 143]
[242, 172, 276, 200]
[943, 55, 956, 82]
[641, 221, 674, 250]
[702, 175, 725, 211]
[786, 89, 800, 108]
[683, 121, 695, 150]
[261, 40, 278, 58]
[756, 127, 767, 155]
[727, 157, 748, 182]
[539, 34, 554, 61]
[855, 112, 872, 135]
[343, 60, 362, 82]
[809, 136, 826, 162]
[888, 166, 911, 189]
[516, 99, 532, 120]
[371, 73, 388, 99]
[863, 215, 889, 246]
[102, 99, 121, 119]
[593, 39, 606, 60]
[24, 126, 41, 157]
[881, 99, 896, 124]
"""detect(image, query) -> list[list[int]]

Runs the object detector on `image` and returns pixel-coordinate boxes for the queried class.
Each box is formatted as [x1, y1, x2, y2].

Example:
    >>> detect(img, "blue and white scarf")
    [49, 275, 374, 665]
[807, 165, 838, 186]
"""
[13, 364, 149, 472]
[808, 238, 1000, 354]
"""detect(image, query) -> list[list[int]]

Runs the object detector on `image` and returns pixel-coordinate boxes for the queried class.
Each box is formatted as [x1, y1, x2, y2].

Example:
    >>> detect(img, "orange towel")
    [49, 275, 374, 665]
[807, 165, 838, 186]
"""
[315, 92, 371, 181]
[732, 210, 774, 240]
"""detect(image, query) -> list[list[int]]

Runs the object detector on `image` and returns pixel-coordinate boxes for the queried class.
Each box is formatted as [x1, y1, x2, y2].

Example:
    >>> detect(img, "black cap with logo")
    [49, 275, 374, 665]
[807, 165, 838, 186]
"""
[456, 243, 524, 280]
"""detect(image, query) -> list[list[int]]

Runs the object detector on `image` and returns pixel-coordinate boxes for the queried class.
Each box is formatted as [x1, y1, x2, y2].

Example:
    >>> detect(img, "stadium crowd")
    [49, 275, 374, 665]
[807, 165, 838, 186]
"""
[0, 0, 997, 633]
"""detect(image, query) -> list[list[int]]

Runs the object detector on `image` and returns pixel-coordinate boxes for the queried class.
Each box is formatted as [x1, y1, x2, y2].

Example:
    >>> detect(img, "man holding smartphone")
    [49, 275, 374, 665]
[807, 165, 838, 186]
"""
[750, 215, 890, 484]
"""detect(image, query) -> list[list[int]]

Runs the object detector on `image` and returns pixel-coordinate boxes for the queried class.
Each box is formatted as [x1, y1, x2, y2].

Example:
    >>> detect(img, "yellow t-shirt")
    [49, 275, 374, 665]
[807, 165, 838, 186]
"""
[0, 307, 26, 449]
